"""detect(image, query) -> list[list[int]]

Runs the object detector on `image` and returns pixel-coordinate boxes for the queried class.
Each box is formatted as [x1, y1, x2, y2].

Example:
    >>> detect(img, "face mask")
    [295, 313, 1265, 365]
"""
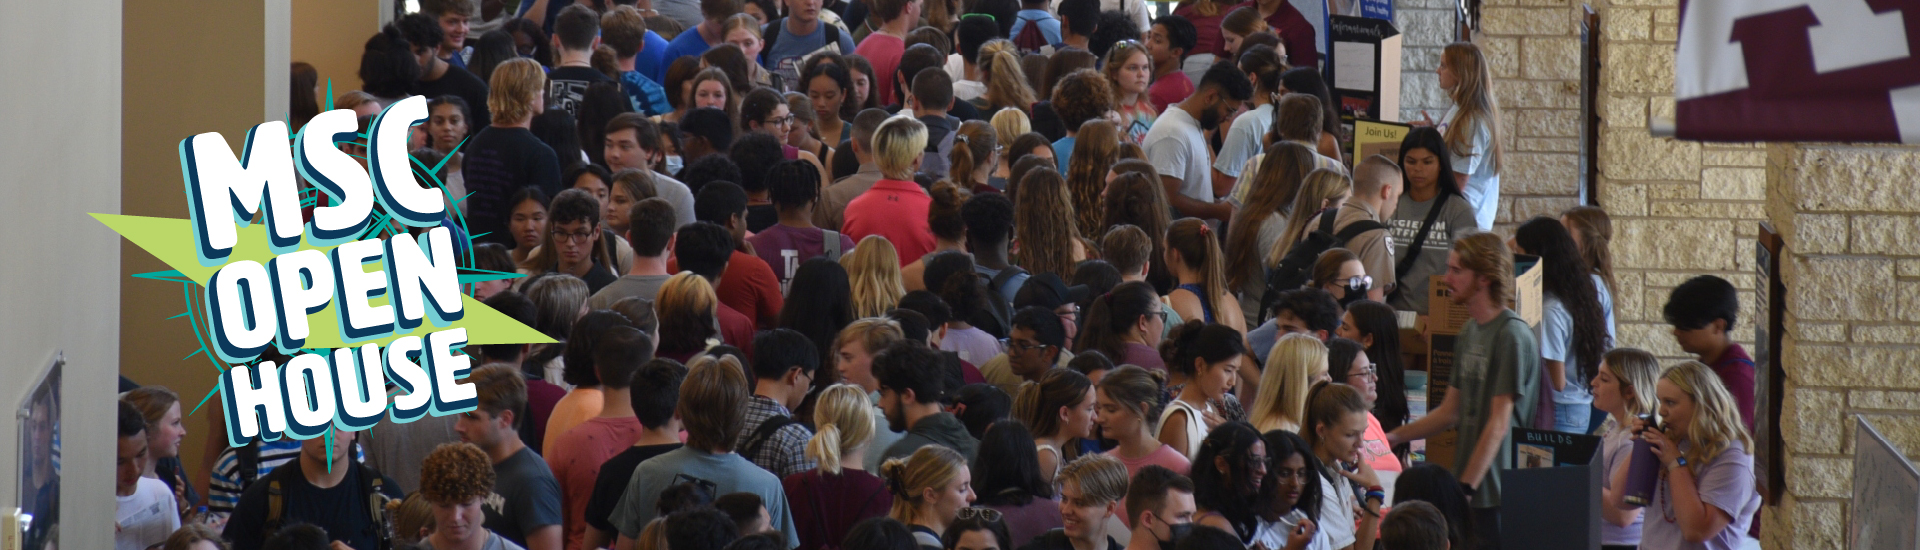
[665, 155, 684, 175]
[1340, 282, 1369, 306]
[1159, 523, 1195, 548]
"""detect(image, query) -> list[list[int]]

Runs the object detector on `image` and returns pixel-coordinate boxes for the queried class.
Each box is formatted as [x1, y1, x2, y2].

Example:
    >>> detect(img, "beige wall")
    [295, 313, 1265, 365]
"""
[122, 0, 268, 500]
[0, 0, 122, 545]
[295, 0, 384, 105]
[1466, 0, 1588, 236]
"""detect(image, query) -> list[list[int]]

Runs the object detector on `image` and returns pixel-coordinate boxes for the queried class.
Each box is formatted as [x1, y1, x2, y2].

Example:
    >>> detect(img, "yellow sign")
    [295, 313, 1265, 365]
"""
[1352, 119, 1412, 167]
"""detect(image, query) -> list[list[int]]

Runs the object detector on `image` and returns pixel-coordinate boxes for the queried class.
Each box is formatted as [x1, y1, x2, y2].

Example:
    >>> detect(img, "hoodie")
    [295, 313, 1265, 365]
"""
[881, 411, 979, 463]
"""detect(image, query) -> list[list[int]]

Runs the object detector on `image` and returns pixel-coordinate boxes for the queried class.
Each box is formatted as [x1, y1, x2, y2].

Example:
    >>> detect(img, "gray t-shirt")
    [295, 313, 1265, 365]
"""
[1448, 309, 1539, 509]
[421, 532, 527, 550]
[766, 20, 855, 87]
[485, 448, 563, 548]
[653, 0, 704, 32]
[588, 274, 672, 310]
[609, 447, 800, 548]
[1388, 193, 1478, 313]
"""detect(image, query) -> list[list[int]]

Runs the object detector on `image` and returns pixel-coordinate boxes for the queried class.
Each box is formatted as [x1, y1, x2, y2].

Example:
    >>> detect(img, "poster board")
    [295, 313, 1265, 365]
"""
[1326, 16, 1403, 123]
[1510, 427, 1601, 469]
[1352, 120, 1412, 167]
[1852, 416, 1920, 549]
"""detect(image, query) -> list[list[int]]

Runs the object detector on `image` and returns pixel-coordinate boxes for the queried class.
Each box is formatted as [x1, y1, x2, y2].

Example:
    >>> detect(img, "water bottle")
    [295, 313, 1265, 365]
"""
[1622, 413, 1662, 506]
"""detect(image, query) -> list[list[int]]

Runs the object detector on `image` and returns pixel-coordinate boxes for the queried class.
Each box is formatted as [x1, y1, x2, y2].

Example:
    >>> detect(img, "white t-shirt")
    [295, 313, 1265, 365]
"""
[1215, 103, 1275, 178]
[1440, 104, 1500, 230]
[117, 477, 180, 550]
[1253, 509, 1335, 550]
[1316, 471, 1358, 549]
[1143, 105, 1213, 204]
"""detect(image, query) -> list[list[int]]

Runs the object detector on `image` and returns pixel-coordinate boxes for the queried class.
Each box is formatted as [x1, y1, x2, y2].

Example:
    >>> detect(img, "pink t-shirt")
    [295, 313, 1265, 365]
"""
[548, 416, 646, 550]
[1362, 412, 1401, 474]
[1110, 444, 1191, 527]
[855, 34, 906, 107]
[842, 179, 937, 266]
[543, 388, 605, 453]
[1149, 71, 1194, 115]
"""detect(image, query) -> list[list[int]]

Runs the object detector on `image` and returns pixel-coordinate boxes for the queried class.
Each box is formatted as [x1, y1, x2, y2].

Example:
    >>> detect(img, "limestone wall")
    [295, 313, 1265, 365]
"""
[1470, 0, 1585, 234]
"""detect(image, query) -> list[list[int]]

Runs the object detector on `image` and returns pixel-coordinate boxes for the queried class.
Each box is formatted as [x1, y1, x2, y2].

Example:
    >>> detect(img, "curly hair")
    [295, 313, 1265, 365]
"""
[1066, 120, 1120, 238]
[420, 442, 495, 504]
[842, 236, 906, 318]
[1225, 141, 1316, 289]
[1050, 69, 1115, 132]
[1014, 167, 1082, 280]
[1515, 216, 1609, 387]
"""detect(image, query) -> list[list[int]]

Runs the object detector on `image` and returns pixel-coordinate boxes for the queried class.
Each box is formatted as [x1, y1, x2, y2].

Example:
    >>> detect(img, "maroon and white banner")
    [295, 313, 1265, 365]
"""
[1674, 0, 1919, 142]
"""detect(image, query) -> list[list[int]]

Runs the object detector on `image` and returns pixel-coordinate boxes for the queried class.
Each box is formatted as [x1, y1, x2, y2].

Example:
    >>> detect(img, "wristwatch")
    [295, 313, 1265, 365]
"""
[1666, 456, 1689, 472]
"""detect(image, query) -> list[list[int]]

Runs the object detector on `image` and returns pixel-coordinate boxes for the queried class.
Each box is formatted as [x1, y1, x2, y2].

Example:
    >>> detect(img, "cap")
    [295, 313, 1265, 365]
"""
[1015, 273, 1090, 310]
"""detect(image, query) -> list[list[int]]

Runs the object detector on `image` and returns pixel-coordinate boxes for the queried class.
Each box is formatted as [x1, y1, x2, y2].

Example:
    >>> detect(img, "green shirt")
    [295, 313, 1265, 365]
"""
[1449, 309, 1540, 509]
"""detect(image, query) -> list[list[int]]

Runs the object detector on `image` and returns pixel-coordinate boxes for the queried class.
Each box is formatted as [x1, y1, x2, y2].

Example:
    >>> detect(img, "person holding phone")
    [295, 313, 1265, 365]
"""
[1302, 383, 1381, 550]
[1619, 361, 1760, 550]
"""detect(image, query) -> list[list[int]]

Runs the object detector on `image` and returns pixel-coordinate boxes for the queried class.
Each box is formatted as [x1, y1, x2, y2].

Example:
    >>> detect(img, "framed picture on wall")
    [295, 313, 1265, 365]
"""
[15, 352, 61, 550]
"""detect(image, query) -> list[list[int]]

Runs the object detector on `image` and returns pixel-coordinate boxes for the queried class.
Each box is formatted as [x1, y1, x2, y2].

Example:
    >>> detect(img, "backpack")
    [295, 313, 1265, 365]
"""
[822, 230, 844, 261]
[740, 415, 798, 463]
[917, 119, 958, 181]
[1013, 14, 1053, 55]
[973, 266, 1026, 338]
[1260, 208, 1387, 323]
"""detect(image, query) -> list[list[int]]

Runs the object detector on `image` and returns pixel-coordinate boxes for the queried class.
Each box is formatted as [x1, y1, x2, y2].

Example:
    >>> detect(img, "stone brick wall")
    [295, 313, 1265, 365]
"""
[1394, 0, 1455, 122]
[1470, 0, 1585, 234]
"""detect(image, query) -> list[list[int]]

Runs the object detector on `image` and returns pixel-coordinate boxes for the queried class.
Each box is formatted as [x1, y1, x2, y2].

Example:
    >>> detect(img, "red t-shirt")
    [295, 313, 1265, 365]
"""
[855, 33, 907, 107]
[718, 302, 757, 355]
[1710, 343, 1757, 432]
[1149, 71, 1195, 115]
[1232, 0, 1320, 69]
[670, 250, 785, 329]
[842, 179, 937, 266]
[522, 376, 567, 455]
[548, 416, 646, 550]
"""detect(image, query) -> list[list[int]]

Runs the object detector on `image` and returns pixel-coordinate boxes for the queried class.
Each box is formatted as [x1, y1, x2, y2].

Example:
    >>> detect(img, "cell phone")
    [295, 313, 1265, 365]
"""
[1295, 522, 1310, 535]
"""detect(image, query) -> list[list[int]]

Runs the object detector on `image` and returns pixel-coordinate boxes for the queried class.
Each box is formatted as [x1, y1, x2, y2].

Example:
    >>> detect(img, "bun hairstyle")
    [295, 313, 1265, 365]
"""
[1097, 365, 1170, 430]
[928, 179, 973, 242]
[1013, 368, 1094, 442]
[807, 384, 877, 475]
[882, 445, 969, 524]
[1301, 381, 1367, 451]
[1075, 280, 1161, 361]
[1160, 321, 1249, 376]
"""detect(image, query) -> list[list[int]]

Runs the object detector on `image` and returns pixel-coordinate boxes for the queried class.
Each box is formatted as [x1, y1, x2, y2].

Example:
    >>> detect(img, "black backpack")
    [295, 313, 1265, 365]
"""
[972, 266, 1026, 339]
[741, 415, 798, 463]
[1260, 208, 1386, 322]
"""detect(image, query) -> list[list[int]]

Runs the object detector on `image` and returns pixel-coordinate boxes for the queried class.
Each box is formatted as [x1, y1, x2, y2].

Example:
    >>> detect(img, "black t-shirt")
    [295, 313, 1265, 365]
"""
[221, 460, 404, 550]
[546, 66, 612, 121]
[462, 127, 563, 247]
[416, 64, 493, 130]
[747, 204, 780, 233]
[584, 443, 684, 533]
[550, 263, 618, 295]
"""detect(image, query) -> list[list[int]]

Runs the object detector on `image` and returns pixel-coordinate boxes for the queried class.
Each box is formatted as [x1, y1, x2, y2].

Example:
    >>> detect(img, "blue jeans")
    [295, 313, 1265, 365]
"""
[1554, 402, 1592, 435]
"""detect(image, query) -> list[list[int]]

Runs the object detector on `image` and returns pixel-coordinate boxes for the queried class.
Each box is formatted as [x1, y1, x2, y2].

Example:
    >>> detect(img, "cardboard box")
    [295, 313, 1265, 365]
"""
[1426, 254, 1544, 335]
[1422, 332, 1458, 470]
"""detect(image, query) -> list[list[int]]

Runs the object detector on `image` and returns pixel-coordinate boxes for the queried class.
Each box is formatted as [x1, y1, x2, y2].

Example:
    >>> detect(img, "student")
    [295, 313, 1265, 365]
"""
[843, 115, 940, 266]
[1156, 322, 1245, 459]
[1386, 233, 1540, 549]
[819, 109, 897, 231]
[736, 329, 825, 477]
[854, 0, 920, 106]
[1388, 127, 1478, 314]
[1335, 301, 1414, 448]
[418, 443, 527, 550]
[767, 0, 857, 86]
[970, 419, 1064, 545]
[1390, 465, 1476, 550]
[589, 199, 677, 309]
[117, 401, 178, 550]
[1561, 206, 1618, 317]
[980, 307, 1072, 396]
[742, 92, 831, 191]
[1301, 383, 1383, 550]
[421, 0, 474, 69]
[1620, 361, 1762, 550]
[162, 523, 227, 550]
[1099, 366, 1193, 479]
[904, 64, 965, 181]
[661, 0, 737, 62]
[876, 341, 982, 462]
[962, 192, 1031, 303]
[1249, 288, 1340, 364]
[600, 7, 673, 117]
[1015, 368, 1098, 485]
[1055, 0, 1100, 51]
[1144, 16, 1197, 114]
[807, 61, 860, 154]
[122, 387, 192, 518]
[1299, 157, 1403, 303]
[1250, 333, 1327, 433]
[453, 365, 564, 550]
[528, 281, 598, 434]
[653, 264, 741, 362]
[548, 327, 653, 550]
[1019, 454, 1128, 550]
[1327, 338, 1403, 488]
[1100, 225, 1181, 337]
[1144, 63, 1249, 223]
[1512, 217, 1611, 434]
[1050, 71, 1115, 174]
[1189, 423, 1266, 545]
[1223, 143, 1317, 326]
[581, 360, 688, 550]
[680, 107, 738, 163]
[906, 181, 975, 291]
[844, 237, 909, 318]
[787, 384, 897, 550]
[671, 182, 786, 329]
[944, 513, 1015, 550]
[1229, 0, 1317, 68]
[221, 424, 404, 550]
[401, 13, 494, 130]
[610, 355, 802, 548]
[1077, 281, 1167, 371]
[1009, 0, 1064, 53]
[836, 318, 914, 470]
[1252, 430, 1328, 550]
[1590, 348, 1659, 550]
[750, 160, 858, 291]
[952, 18, 997, 103]
[519, 189, 619, 293]
[542, 5, 611, 120]
[466, 58, 563, 247]
[1166, 218, 1246, 333]
[1104, 40, 1157, 144]
[1213, 45, 1283, 185]
[1380, 502, 1450, 550]
[884, 445, 979, 549]
[604, 114, 698, 225]
[1663, 275, 1755, 432]
[1013, 168, 1086, 281]
[1123, 466, 1197, 550]
[1436, 42, 1504, 231]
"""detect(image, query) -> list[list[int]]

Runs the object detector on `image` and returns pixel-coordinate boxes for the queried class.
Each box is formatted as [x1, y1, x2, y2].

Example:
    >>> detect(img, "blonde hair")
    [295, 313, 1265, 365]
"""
[991, 107, 1033, 142]
[635, 517, 670, 550]
[981, 46, 1037, 115]
[1102, 41, 1153, 104]
[389, 493, 434, 548]
[1273, 169, 1354, 266]
[1661, 361, 1753, 475]
[835, 317, 906, 355]
[842, 236, 906, 318]
[488, 58, 547, 124]
[1440, 42, 1503, 175]
[1603, 348, 1661, 422]
[1251, 333, 1326, 432]
[1452, 232, 1514, 309]
[807, 384, 878, 474]
[335, 90, 378, 111]
[656, 272, 720, 353]
[873, 114, 930, 180]
[882, 445, 969, 524]
[1058, 454, 1130, 505]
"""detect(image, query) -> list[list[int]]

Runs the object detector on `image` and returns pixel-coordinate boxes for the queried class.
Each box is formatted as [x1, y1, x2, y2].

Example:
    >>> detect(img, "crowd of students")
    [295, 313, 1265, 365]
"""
[112, 0, 1767, 549]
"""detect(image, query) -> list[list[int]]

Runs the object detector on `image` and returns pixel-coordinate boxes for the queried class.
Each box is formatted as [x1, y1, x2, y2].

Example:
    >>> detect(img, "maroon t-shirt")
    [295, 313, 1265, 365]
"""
[748, 224, 857, 292]
[1710, 343, 1756, 432]
[783, 469, 893, 550]
[1231, 0, 1320, 69]
[523, 376, 567, 455]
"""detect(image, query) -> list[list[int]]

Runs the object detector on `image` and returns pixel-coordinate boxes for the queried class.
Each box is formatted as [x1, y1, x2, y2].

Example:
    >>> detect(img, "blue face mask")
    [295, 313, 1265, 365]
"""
[665, 155, 684, 175]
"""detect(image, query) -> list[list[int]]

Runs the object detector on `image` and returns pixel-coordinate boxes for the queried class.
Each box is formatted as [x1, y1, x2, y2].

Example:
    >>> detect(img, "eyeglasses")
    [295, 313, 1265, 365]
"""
[1000, 338, 1052, 353]
[1272, 466, 1312, 481]
[956, 507, 1003, 522]
[960, 13, 996, 22]
[1349, 363, 1378, 380]
[763, 115, 795, 127]
[1344, 275, 1374, 290]
[554, 229, 596, 243]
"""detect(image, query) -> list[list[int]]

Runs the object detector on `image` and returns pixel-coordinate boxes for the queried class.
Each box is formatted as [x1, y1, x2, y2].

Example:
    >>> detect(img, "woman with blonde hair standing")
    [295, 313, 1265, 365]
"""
[786, 384, 895, 550]
[1250, 332, 1328, 433]
[1617, 361, 1761, 549]
[1437, 42, 1505, 231]
[882, 445, 977, 549]
[1590, 348, 1660, 549]
[843, 236, 908, 318]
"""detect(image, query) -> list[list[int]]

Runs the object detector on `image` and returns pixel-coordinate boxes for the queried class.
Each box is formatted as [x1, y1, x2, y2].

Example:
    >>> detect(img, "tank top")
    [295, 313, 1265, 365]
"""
[1158, 398, 1212, 458]
[1036, 444, 1063, 479]
[1176, 283, 1216, 324]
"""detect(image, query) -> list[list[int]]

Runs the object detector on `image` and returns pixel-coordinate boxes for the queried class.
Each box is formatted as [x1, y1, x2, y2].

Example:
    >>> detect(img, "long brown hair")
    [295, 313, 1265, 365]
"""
[1224, 142, 1317, 289]
[981, 45, 1037, 115]
[1015, 168, 1082, 279]
[1166, 218, 1227, 310]
[1102, 166, 1173, 292]
[950, 120, 998, 188]
[1562, 205, 1616, 299]
[1066, 120, 1121, 238]
[1441, 42, 1503, 175]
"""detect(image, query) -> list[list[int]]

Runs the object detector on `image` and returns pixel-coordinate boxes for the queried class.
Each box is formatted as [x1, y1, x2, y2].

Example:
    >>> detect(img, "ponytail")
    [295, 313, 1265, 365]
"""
[1168, 218, 1228, 310]
[807, 424, 846, 474]
[805, 384, 875, 475]
[1075, 280, 1158, 362]
[986, 48, 1037, 114]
